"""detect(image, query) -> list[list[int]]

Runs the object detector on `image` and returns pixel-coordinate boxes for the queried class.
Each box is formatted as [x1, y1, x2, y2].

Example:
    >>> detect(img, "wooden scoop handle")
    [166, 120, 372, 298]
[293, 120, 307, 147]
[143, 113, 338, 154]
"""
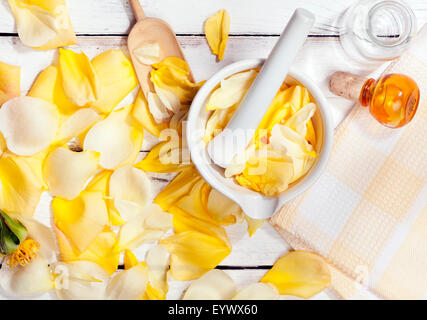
[130, 0, 146, 21]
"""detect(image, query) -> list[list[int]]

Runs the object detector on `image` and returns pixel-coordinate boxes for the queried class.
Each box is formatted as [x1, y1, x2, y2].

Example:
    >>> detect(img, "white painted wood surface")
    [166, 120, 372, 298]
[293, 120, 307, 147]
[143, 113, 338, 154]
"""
[0, 0, 426, 300]
[1, 0, 426, 35]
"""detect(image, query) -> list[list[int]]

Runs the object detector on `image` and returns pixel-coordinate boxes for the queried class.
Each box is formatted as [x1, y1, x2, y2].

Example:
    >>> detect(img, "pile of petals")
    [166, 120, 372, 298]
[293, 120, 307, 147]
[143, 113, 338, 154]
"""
[204, 70, 318, 196]
[0, 3, 331, 300]
[0, 47, 161, 296]
[0, 48, 265, 299]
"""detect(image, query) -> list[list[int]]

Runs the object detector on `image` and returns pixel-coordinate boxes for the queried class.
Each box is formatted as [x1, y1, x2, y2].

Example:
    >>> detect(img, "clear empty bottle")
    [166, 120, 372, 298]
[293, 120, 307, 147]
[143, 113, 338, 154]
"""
[338, 0, 416, 65]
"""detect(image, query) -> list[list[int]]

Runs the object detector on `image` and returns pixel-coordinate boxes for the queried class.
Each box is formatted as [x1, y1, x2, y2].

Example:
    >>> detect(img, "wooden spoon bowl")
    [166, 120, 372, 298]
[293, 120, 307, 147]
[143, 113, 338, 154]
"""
[127, 0, 193, 96]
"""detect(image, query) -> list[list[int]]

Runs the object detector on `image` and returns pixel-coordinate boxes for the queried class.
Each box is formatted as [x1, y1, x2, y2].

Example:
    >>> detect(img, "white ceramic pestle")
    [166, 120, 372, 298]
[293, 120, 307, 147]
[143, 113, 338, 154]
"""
[207, 9, 316, 168]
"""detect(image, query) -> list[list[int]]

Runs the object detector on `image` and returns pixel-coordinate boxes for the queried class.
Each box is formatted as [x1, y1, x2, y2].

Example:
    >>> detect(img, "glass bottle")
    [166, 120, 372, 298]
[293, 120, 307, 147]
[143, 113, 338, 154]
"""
[338, 0, 416, 65]
[329, 71, 420, 128]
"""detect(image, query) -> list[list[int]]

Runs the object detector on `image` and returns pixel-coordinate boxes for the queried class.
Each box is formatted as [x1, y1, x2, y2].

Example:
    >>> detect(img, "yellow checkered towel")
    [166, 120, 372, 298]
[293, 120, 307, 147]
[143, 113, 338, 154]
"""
[270, 24, 427, 300]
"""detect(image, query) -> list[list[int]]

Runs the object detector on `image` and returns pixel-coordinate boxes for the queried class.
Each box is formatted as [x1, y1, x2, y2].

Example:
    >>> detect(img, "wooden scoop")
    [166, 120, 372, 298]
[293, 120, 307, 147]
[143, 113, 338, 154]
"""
[127, 0, 193, 96]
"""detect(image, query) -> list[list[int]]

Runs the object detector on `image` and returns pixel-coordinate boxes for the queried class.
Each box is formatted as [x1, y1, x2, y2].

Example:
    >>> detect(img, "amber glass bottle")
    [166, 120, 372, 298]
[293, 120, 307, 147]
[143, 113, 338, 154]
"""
[330, 71, 420, 128]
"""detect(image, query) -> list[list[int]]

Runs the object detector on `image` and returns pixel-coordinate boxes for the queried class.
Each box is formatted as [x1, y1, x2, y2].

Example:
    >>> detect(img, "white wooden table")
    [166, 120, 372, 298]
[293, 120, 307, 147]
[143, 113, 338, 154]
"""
[1, 0, 426, 300]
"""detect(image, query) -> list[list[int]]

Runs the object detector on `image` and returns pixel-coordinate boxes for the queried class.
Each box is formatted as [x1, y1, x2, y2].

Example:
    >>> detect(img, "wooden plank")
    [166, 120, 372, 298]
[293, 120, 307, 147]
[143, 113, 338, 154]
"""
[0, 0, 426, 35]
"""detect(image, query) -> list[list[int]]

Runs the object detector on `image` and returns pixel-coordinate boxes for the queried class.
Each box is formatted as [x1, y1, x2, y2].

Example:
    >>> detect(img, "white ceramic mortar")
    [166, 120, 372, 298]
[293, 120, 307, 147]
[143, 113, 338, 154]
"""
[187, 59, 334, 219]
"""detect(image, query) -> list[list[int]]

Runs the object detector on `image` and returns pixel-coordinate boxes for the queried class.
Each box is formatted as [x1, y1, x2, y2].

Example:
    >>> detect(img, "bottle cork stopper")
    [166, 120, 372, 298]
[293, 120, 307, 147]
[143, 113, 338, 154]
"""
[329, 72, 368, 102]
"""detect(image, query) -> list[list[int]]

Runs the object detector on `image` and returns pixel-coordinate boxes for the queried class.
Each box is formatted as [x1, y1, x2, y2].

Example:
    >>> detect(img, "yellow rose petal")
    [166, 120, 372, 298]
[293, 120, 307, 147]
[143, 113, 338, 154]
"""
[207, 189, 243, 225]
[0, 133, 6, 157]
[52, 191, 109, 253]
[55, 227, 119, 275]
[55, 108, 102, 143]
[43, 147, 100, 200]
[253, 85, 311, 147]
[183, 269, 236, 300]
[236, 150, 294, 196]
[224, 144, 256, 178]
[117, 223, 164, 253]
[270, 124, 316, 182]
[232, 283, 279, 300]
[83, 105, 143, 170]
[306, 119, 316, 148]
[261, 251, 331, 299]
[0, 155, 43, 216]
[105, 263, 148, 300]
[172, 210, 230, 247]
[151, 57, 197, 106]
[203, 107, 237, 144]
[85, 170, 111, 194]
[8, 0, 76, 50]
[160, 230, 231, 281]
[85, 170, 126, 226]
[245, 215, 265, 237]
[0, 256, 53, 296]
[116, 204, 172, 252]
[204, 9, 230, 60]
[154, 167, 202, 211]
[0, 61, 20, 106]
[144, 245, 170, 300]
[169, 109, 188, 136]
[154, 85, 181, 113]
[135, 139, 191, 174]
[53, 261, 110, 300]
[133, 42, 161, 65]
[91, 49, 138, 113]
[147, 91, 172, 123]
[206, 70, 257, 110]
[0, 96, 59, 156]
[144, 204, 174, 230]
[28, 65, 79, 115]
[11, 148, 50, 190]
[124, 250, 138, 270]
[58, 48, 100, 107]
[132, 90, 168, 138]
[288, 85, 311, 114]
[285, 103, 316, 137]
[256, 86, 294, 135]
[109, 165, 152, 222]
[171, 179, 217, 224]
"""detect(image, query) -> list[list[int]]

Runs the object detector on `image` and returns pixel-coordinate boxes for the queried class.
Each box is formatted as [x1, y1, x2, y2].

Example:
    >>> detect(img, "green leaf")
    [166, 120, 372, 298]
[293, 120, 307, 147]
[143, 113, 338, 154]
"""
[0, 209, 27, 255]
